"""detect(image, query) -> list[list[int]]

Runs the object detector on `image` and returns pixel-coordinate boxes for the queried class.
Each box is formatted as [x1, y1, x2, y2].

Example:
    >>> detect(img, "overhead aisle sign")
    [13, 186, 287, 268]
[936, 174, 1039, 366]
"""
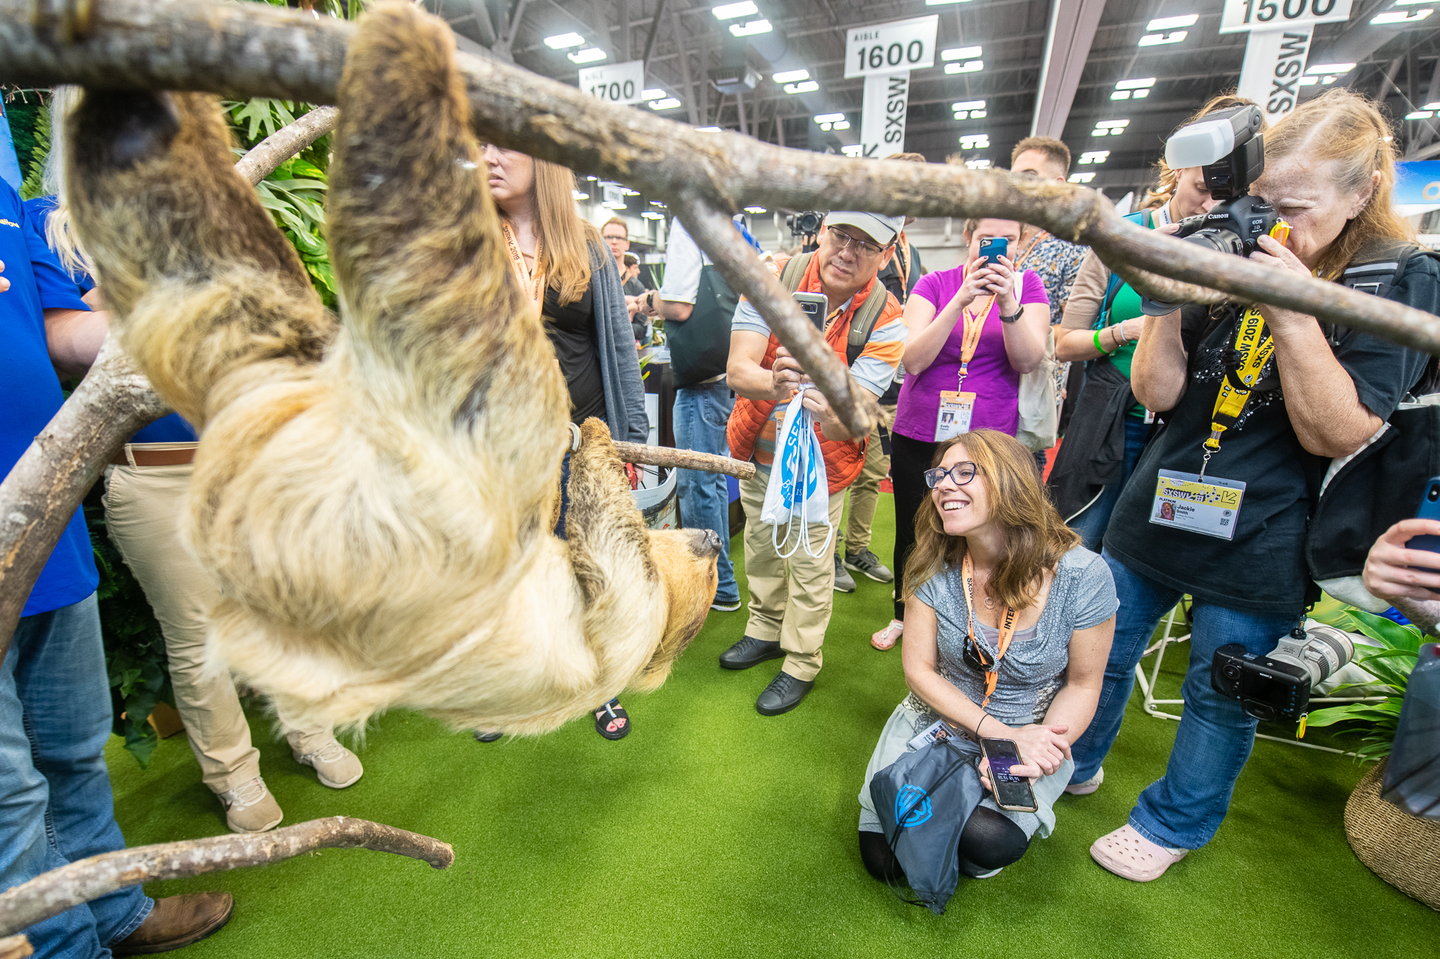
[579, 60, 645, 104]
[1218, 0, 1353, 33]
[859, 73, 911, 158]
[847, 16, 936, 158]
[1236, 28, 1315, 122]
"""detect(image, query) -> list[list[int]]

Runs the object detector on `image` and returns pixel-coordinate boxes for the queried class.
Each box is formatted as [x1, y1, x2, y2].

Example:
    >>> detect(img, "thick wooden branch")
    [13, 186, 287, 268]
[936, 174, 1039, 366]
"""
[233, 104, 337, 184]
[0, 817, 453, 939]
[615, 440, 755, 480]
[0, 334, 168, 662]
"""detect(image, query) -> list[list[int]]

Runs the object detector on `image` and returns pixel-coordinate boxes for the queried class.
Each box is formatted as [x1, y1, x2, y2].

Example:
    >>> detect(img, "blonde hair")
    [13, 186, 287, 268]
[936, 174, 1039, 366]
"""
[525, 158, 600, 306]
[39, 86, 94, 281]
[1263, 89, 1413, 280]
[903, 430, 1079, 610]
[1141, 93, 1264, 211]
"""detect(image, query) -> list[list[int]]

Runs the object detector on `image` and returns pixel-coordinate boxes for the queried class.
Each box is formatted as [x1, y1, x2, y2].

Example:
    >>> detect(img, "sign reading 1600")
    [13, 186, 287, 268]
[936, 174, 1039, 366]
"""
[844, 15, 938, 79]
[1219, 0, 1352, 33]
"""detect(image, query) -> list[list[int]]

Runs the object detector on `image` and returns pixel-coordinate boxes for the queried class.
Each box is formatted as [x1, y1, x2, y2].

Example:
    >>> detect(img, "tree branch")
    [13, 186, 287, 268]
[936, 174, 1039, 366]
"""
[233, 104, 337, 184]
[0, 817, 454, 940]
[0, 334, 168, 662]
[614, 440, 755, 480]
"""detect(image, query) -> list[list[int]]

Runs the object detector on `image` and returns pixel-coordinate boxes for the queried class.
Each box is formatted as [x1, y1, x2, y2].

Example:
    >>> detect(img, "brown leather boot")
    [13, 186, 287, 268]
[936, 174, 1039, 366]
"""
[111, 892, 234, 955]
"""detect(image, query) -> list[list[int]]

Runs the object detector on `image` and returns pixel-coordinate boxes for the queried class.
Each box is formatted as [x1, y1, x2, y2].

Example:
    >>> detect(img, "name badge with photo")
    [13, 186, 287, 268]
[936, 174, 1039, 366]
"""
[907, 719, 959, 751]
[1149, 469, 1246, 541]
[934, 390, 976, 441]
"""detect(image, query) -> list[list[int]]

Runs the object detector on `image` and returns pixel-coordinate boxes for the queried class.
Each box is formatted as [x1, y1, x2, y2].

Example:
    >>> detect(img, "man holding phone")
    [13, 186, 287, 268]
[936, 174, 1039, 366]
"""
[720, 212, 906, 715]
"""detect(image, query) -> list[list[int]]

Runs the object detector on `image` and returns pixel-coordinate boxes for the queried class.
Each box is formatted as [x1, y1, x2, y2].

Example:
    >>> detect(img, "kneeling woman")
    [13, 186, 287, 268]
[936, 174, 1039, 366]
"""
[857, 430, 1116, 880]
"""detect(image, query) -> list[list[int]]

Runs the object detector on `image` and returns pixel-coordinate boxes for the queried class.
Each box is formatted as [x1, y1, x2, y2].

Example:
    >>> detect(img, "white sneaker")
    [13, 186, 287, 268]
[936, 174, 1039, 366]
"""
[293, 739, 364, 789]
[1065, 766, 1104, 796]
[218, 776, 283, 833]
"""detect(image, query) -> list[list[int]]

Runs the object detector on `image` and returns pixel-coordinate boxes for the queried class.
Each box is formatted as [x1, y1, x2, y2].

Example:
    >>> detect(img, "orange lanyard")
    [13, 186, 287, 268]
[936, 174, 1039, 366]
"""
[1013, 229, 1047, 271]
[957, 291, 996, 390]
[892, 233, 912, 293]
[500, 219, 545, 315]
[962, 552, 1017, 710]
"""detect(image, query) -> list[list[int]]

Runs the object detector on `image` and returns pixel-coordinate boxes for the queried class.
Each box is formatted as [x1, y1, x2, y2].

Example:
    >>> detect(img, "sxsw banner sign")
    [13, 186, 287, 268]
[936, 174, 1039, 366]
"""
[1219, 0, 1354, 33]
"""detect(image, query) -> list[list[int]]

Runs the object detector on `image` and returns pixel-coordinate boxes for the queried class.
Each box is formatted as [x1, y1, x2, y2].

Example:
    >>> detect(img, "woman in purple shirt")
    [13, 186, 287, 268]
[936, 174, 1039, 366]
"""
[871, 217, 1050, 651]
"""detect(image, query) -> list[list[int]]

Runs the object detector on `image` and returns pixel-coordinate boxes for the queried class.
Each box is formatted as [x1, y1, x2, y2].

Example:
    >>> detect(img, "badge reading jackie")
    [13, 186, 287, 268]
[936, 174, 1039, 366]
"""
[1149, 469, 1246, 541]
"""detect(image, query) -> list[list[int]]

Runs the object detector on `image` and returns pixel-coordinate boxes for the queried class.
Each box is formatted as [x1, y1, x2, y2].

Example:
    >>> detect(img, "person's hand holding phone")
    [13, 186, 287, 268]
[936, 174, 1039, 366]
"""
[977, 253, 1019, 315]
[1363, 518, 1440, 602]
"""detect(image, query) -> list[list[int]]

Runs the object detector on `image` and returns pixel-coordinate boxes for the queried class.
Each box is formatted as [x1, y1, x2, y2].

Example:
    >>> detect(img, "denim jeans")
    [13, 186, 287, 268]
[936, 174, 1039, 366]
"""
[1069, 552, 1300, 849]
[673, 381, 739, 605]
[1067, 415, 1152, 552]
[1, 594, 152, 957]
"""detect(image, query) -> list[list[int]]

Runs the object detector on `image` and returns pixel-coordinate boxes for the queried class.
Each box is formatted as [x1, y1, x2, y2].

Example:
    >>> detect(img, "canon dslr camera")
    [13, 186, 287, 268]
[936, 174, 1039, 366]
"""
[1212, 624, 1355, 723]
[1141, 105, 1287, 314]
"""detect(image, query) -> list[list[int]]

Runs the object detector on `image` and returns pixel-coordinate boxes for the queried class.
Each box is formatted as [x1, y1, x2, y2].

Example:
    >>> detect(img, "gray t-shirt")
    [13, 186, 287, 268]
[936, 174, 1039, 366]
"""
[906, 546, 1118, 730]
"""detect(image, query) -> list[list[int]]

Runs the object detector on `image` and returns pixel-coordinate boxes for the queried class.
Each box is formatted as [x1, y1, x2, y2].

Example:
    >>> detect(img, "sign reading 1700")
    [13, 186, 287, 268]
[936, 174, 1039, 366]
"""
[844, 15, 939, 79]
[1219, 0, 1353, 33]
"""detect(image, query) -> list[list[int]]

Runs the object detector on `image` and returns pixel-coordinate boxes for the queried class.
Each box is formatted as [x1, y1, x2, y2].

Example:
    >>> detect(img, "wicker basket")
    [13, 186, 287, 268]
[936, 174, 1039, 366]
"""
[1344, 759, 1440, 911]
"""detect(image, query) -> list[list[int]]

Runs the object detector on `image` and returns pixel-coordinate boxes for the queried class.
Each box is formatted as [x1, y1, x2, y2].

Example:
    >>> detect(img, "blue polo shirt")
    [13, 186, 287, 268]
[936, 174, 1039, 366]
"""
[2, 180, 99, 616]
[25, 196, 197, 445]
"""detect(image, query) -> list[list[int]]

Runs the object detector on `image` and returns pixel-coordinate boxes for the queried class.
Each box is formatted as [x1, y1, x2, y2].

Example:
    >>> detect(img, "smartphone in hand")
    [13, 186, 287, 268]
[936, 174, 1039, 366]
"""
[793, 291, 829, 330]
[1408, 477, 1440, 577]
[980, 737, 1039, 813]
[976, 237, 1008, 264]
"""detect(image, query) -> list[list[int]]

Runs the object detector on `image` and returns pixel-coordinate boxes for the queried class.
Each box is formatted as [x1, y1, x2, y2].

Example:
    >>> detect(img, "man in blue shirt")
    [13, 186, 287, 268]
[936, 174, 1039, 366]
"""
[1, 177, 233, 957]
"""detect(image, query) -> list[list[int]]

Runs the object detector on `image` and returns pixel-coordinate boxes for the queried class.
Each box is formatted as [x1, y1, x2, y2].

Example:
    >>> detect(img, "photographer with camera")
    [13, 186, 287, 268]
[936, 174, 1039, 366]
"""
[1066, 89, 1440, 882]
[1048, 96, 1248, 552]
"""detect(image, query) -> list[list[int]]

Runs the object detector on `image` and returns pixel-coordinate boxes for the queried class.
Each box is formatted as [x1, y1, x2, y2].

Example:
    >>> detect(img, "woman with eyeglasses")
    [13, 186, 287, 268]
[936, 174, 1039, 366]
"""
[869, 216, 1050, 653]
[856, 430, 1117, 883]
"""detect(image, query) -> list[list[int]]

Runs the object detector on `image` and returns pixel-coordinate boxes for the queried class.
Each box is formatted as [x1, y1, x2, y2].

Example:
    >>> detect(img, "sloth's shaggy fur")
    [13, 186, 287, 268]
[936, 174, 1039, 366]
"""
[65, 2, 720, 737]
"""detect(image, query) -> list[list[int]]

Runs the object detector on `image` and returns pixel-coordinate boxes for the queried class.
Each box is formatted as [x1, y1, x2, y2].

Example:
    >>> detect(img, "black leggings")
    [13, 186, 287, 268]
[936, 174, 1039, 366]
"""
[858, 807, 1031, 883]
[889, 431, 938, 621]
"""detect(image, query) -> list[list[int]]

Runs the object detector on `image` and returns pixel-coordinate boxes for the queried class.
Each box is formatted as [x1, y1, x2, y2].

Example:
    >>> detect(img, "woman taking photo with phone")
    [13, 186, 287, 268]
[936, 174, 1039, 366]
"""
[869, 218, 1050, 652]
[1067, 89, 1440, 882]
[856, 430, 1117, 882]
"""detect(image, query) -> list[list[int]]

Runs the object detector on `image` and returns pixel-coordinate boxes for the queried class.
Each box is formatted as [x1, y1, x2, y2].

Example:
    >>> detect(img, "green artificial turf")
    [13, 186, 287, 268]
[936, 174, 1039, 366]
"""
[104, 497, 1437, 958]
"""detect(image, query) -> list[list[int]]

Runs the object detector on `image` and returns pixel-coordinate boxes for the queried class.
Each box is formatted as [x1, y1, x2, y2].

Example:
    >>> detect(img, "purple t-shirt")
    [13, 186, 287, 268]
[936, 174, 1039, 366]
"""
[893, 266, 1048, 440]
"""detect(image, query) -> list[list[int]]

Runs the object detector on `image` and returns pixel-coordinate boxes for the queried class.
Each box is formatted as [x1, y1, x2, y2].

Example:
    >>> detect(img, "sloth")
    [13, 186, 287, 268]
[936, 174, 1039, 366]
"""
[64, 1, 720, 737]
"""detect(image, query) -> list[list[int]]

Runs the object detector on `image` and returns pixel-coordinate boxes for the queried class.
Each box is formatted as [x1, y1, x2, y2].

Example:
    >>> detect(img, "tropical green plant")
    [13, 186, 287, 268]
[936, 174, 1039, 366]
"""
[18, 96, 49, 200]
[1304, 600, 1425, 761]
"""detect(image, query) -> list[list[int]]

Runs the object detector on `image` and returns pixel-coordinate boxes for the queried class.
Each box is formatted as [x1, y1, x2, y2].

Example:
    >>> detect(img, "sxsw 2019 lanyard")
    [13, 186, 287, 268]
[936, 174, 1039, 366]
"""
[500, 219, 546, 314]
[1148, 307, 1266, 541]
[935, 290, 996, 442]
[961, 552, 1016, 710]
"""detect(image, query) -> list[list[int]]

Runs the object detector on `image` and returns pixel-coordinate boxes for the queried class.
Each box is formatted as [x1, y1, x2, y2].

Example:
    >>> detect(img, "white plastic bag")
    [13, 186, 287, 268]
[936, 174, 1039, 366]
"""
[760, 387, 833, 558]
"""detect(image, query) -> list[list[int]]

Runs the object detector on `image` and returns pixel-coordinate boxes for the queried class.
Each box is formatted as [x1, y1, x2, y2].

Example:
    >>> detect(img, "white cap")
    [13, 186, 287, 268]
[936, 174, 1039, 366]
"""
[823, 211, 905, 247]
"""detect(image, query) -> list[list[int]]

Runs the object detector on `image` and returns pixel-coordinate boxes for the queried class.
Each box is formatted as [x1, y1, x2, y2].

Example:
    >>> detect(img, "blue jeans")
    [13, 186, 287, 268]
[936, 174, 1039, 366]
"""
[1, 594, 152, 957]
[1069, 552, 1300, 849]
[1067, 415, 1152, 552]
[673, 381, 738, 605]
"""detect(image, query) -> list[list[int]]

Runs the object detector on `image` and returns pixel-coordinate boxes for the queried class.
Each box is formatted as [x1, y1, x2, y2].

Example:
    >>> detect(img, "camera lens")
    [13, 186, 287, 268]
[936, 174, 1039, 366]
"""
[1182, 229, 1246, 258]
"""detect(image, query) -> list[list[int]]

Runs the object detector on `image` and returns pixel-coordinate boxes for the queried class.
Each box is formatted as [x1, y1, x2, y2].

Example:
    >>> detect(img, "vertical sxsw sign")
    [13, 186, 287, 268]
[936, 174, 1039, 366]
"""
[845, 16, 938, 158]
[1223, 0, 1354, 123]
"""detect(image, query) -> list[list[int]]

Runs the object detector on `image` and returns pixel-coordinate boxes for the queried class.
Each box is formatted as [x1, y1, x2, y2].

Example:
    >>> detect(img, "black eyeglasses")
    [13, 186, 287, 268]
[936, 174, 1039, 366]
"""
[828, 228, 886, 257]
[923, 462, 978, 488]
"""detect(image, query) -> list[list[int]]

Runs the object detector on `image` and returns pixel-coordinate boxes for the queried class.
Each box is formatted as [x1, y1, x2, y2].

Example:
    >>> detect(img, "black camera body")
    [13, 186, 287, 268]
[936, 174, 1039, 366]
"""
[1172, 193, 1284, 259]
[1211, 625, 1354, 723]
[788, 211, 824, 237]
[1212, 643, 1312, 723]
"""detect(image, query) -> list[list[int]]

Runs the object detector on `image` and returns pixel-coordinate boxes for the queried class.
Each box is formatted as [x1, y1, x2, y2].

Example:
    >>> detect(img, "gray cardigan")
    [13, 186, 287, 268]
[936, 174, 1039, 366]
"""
[587, 240, 649, 444]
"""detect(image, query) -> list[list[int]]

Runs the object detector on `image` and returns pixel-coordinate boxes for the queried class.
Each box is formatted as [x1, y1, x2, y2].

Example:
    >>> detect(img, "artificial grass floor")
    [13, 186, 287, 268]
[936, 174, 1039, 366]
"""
[104, 496, 1437, 958]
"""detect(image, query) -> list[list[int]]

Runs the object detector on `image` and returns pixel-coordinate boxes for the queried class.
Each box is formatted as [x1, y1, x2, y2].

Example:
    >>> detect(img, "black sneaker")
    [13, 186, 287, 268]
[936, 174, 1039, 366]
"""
[720, 635, 785, 670]
[844, 549, 894, 583]
[833, 554, 856, 593]
[756, 671, 814, 716]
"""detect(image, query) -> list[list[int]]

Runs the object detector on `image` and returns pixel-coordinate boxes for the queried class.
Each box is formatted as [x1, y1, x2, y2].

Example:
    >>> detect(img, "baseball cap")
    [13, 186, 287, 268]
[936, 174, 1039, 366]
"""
[823, 211, 905, 247]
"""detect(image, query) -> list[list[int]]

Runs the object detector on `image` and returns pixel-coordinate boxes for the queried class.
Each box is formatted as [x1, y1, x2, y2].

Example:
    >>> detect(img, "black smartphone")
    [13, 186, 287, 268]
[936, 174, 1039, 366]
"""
[1408, 477, 1440, 576]
[980, 737, 1039, 813]
[793, 291, 828, 330]
[977, 236, 1008, 263]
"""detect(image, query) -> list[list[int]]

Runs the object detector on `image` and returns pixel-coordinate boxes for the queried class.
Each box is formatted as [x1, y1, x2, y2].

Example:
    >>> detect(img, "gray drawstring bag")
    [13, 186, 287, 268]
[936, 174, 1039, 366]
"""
[869, 735, 984, 915]
[1382, 642, 1440, 819]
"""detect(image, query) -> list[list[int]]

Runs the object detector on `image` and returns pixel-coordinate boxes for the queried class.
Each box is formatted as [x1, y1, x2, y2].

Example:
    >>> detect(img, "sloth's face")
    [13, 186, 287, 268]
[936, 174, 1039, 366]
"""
[631, 528, 721, 690]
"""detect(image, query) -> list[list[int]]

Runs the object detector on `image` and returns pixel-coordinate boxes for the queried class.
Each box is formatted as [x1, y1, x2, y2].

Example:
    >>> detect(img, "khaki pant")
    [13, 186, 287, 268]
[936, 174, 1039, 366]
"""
[841, 404, 895, 555]
[102, 454, 333, 794]
[739, 473, 846, 682]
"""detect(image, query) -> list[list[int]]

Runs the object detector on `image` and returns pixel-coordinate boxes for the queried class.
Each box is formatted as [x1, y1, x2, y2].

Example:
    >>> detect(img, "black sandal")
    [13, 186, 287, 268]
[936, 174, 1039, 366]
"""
[594, 698, 630, 740]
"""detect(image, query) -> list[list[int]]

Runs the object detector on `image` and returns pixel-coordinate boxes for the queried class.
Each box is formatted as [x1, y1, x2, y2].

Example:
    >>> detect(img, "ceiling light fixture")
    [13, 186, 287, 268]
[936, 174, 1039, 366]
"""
[1407, 110, 1435, 120]
[926, 0, 973, 5]
[730, 19, 772, 37]
[641, 88, 666, 100]
[945, 60, 984, 74]
[1147, 14, 1199, 30]
[959, 133, 990, 149]
[544, 32, 585, 49]
[743, 205, 767, 214]
[1306, 62, 1356, 75]
[1138, 30, 1187, 46]
[1077, 150, 1110, 165]
[567, 48, 607, 64]
[841, 145, 864, 157]
[965, 159, 992, 169]
[640, 210, 665, 219]
[941, 46, 983, 61]
[1068, 172, 1096, 183]
[711, 1, 758, 20]
[572, 190, 589, 200]
[773, 69, 810, 83]
[1371, 9, 1432, 23]
[952, 99, 987, 120]
[1425, 101, 1440, 109]
[784, 81, 820, 94]
[696, 126, 723, 133]
[1091, 119, 1130, 137]
[648, 97, 683, 110]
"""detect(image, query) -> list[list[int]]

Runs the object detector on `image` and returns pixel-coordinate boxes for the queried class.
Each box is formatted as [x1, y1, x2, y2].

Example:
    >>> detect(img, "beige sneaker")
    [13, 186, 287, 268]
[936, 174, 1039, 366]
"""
[217, 776, 283, 833]
[293, 739, 364, 788]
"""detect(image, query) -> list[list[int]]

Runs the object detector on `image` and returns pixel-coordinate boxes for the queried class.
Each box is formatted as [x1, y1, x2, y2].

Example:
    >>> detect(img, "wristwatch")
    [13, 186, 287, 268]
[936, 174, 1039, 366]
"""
[645, 290, 657, 314]
[998, 305, 1024, 324]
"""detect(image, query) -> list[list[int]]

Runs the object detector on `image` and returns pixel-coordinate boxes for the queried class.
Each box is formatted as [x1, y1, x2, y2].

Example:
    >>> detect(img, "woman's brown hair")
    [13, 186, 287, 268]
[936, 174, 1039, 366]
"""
[902, 429, 1079, 610]
[1262, 88, 1414, 281]
[1141, 93, 1264, 211]
[523, 157, 602, 306]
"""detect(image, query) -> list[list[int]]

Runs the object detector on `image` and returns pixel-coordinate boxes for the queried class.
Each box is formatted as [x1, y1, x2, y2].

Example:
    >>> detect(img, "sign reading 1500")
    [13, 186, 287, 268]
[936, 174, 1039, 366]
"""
[1219, 0, 1353, 32]
[844, 16, 938, 79]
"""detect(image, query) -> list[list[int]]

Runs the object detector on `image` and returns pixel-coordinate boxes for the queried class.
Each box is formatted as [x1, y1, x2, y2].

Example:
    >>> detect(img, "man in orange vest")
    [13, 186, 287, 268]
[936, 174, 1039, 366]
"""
[721, 212, 906, 715]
